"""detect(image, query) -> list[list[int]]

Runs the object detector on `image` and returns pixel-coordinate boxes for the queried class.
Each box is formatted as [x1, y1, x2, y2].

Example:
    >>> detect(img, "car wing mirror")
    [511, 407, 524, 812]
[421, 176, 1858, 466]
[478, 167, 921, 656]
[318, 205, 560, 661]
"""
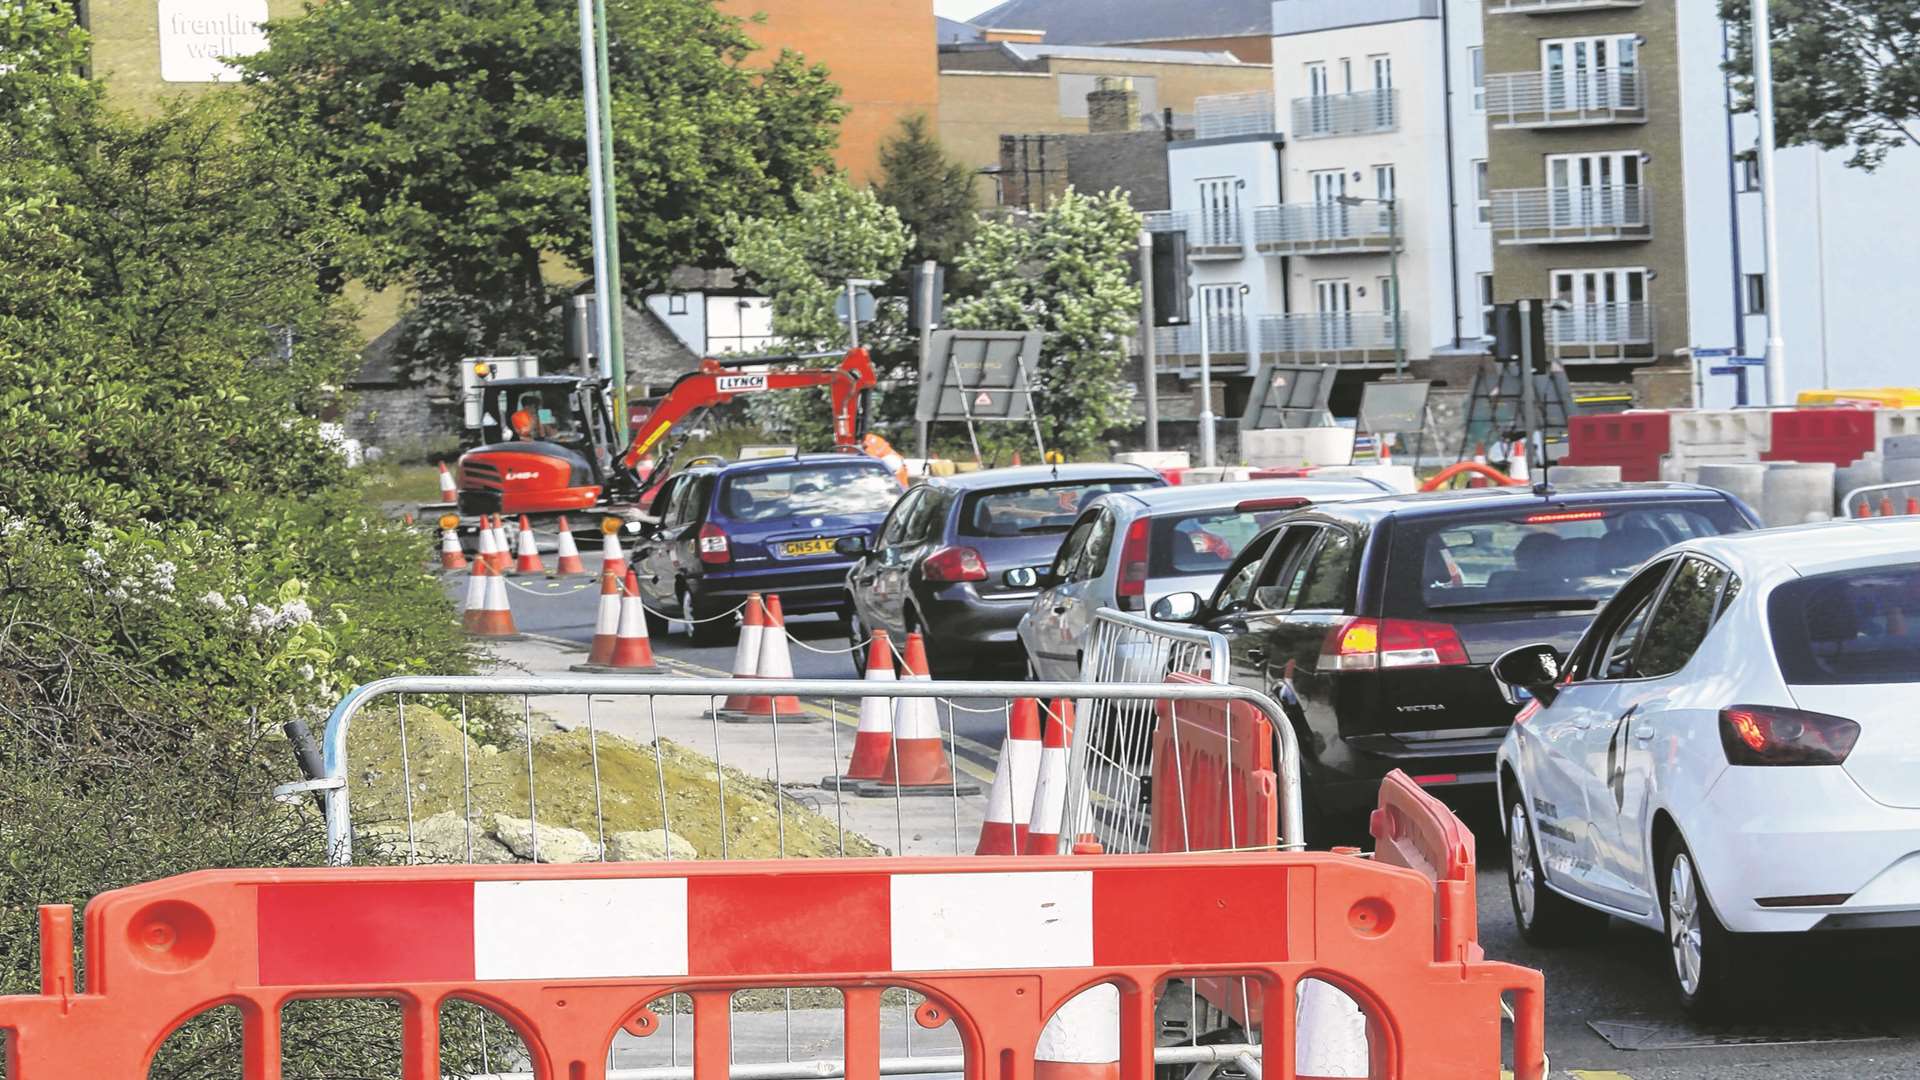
[1150, 592, 1202, 623]
[1003, 566, 1039, 589]
[1492, 643, 1566, 707]
[835, 534, 870, 557]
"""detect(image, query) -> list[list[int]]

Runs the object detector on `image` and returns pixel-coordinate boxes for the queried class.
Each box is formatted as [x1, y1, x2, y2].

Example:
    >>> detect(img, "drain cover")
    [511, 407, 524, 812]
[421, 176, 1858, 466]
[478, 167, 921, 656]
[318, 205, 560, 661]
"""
[1589, 1018, 1897, 1051]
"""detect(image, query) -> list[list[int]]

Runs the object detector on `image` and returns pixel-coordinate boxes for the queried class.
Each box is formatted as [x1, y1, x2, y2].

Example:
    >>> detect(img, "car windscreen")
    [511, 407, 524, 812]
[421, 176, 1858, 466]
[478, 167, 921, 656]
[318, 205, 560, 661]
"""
[1771, 563, 1920, 684]
[1150, 509, 1298, 576]
[1386, 500, 1751, 616]
[717, 465, 900, 523]
[958, 480, 1160, 538]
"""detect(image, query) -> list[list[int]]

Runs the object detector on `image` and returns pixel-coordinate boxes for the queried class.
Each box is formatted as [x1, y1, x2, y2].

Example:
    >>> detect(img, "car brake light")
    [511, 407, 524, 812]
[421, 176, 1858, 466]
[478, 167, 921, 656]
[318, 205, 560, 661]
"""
[1235, 496, 1311, 513]
[1116, 517, 1151, 611]
[1521, 509, 1608, 524]
[1719, 705, 1859, 766]
[923, 545, 988, 583]
[1322, 617, 1470, 671]
[697, 523, 730, 565]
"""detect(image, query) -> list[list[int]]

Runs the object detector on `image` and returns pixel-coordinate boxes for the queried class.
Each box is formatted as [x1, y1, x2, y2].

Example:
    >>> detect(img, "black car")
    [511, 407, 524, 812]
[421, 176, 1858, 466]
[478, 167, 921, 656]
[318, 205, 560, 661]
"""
[1152, 484, 1762, 833]
[841, 464, 1165, 678]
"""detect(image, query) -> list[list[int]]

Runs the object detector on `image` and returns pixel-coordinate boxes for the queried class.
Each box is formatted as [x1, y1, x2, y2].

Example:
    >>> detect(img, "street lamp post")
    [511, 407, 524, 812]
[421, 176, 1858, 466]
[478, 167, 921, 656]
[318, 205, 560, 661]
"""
[1338, 195, 1404, 375]
[1751, 0, 1789, 405]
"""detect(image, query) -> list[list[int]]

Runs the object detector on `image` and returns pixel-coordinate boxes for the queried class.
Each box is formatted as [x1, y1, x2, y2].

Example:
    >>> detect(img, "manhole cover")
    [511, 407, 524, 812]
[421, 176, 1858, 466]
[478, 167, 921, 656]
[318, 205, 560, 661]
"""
[1589, 1018, 1897, 1051]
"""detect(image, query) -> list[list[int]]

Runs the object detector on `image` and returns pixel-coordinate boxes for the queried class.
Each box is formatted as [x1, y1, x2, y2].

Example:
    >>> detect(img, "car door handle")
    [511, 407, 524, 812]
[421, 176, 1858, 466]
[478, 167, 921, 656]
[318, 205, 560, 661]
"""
[1052, 606, 1069, 615]
[1633, 727, 1655, 742]
[1570, 716, 1592, 730]
[1244, 648, 1267, 664]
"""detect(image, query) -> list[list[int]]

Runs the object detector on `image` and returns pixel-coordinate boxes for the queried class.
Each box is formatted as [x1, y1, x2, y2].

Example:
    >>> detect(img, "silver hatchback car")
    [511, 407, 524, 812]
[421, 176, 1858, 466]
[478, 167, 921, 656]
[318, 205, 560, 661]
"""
[1016, 478, 1393, 680]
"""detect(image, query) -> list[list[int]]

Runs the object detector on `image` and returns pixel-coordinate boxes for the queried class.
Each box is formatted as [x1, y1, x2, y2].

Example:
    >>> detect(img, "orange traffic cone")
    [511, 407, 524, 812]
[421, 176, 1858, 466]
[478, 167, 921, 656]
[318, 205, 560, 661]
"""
[1509, 438, 1531, 483]
[461, 558, 519, 637]
[726, 594, 806, 721]
[554, 516, 587, 574]
[1025, 700, 1080, 854]
[438, 520, 468, 571]
[489, 515, 513, 571]
[1859, 498, 1876, 518]
[876, 633, 954, 788]
[1883, 495, 1897, 518]
[718, 594, 766, 713]
[600, 522, 626, 574]
[581, 564, 624, 667]
[829, 632, 897, 785]
[472, 515, 499, 569]
[513, 515, 545, 574]
[976, 698, 1044, 855]
[1907, 497, 1919, 517]
[438, 462, 458, 501]
[1035, 986, 1122, 1080]
[576, 569, 663, 672]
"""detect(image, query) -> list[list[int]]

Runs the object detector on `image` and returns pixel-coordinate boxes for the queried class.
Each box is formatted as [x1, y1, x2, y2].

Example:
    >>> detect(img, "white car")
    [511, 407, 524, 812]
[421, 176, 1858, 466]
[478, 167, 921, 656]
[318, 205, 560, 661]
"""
[1494, 518, 1920, 1016]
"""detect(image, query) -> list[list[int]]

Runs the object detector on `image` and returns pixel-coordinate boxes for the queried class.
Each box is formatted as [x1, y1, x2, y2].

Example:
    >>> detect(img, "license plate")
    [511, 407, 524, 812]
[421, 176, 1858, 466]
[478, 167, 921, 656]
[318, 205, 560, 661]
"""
[783, 537, 835, 557]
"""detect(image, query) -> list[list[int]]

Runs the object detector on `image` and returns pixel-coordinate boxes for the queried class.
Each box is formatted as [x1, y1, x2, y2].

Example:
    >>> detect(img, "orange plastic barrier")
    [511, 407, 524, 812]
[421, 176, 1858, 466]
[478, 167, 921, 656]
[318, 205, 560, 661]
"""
[0, 854, 1544, 1080]
[1419, 462, 1525, 492]
[1370, 770, 1481, 967]
[1148, 674, 1279, 854]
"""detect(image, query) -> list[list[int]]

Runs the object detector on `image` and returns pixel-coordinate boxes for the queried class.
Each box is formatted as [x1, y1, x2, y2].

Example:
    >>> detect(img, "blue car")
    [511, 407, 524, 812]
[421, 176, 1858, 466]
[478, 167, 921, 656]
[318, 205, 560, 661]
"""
[633, 454, 905, 644]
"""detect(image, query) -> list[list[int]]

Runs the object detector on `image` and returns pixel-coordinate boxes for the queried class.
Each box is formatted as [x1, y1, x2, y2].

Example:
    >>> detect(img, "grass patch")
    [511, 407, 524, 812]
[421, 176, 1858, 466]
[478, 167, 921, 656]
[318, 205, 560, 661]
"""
[361, 463, 447, 507]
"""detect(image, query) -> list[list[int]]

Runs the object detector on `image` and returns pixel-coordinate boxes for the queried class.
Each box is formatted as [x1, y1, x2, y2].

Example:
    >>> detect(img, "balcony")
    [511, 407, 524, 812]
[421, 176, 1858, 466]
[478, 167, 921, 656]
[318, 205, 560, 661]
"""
[1490, 185, 1651, 245]
[1548, 302, 1655, 361]
[1261, 313, 1403, 366]
[1254, 202, 1402, 257]
[1484, 69, 1646, 128]
[1153, 318, 1254, 372]
[1487, 0, 1643, 14]
[1289, 89, 1399, 140]
[1194, 91, 1278, 140]
[1143, 210, 1245, 259]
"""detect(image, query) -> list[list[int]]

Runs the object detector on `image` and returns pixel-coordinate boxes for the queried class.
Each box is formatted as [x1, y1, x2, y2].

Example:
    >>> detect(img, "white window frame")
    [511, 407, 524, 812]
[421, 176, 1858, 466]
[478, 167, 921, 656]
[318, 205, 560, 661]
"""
[1478, 273, 1496, 338]
[1373, 164, 1396, 203]
[1474, 159, 1491, 225]
[1745, 273, 1767, 315]
[1469, 46, 1485, 112]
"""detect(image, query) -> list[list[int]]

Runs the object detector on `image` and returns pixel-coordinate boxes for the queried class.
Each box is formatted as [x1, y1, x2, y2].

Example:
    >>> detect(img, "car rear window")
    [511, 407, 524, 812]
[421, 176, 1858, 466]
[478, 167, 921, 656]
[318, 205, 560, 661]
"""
[717, 464, 900, 522]
[1386, 500, 1751, 616]
[1149, 509, 1298, 576]
[959, 480, 1159, 538]
[1770, 564, 1920, 684]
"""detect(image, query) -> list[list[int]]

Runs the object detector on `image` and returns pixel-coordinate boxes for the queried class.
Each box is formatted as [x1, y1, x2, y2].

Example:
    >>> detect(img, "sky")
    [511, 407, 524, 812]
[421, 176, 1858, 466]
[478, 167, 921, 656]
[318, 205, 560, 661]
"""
[934, 0, 1000, 20]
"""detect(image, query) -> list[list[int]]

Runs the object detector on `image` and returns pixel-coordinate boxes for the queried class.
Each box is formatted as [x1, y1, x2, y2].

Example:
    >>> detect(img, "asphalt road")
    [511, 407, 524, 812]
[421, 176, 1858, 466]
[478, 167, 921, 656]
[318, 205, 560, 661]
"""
[486, 574, 1920, 1079]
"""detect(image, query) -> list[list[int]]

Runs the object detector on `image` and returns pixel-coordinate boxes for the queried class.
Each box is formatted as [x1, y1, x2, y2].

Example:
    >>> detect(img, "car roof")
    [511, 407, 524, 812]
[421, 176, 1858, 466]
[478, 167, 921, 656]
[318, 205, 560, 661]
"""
[1680, 518, 1920, 578]
[1307, 482, 1734, 523]
[1107, 477, 1391, 514]
[681, 453, 890, 477]
[923, 462, 1163, 491]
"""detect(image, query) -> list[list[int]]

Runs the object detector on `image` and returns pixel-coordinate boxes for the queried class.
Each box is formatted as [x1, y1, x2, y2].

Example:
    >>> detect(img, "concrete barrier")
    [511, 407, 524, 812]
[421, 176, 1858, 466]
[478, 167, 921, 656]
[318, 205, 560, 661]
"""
[1310, 465, 1418, 493]
[1115, 451, 1192, 470]
[1239, 427, 1357, 469]
[1835, 455, 1886, 513]
[1761, 462, 1837, 526]
[1696, 463, 1767, 515]
[1541, 465, 1622, 485]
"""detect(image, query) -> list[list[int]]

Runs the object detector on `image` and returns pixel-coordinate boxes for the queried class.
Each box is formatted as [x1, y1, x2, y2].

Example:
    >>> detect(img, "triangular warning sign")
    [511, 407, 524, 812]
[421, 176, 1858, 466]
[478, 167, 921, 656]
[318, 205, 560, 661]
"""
[974, 391, 993, 407]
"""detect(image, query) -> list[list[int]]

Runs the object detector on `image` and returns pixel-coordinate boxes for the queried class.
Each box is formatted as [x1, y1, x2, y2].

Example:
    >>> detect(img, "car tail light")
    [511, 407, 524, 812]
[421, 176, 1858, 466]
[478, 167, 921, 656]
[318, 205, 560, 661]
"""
[697, 523, 730, 565]
[1235, 496, 1311, 513]
[923, 545, 988, 583]
[1116, 518, 1151, 611]
[1521, 509, 1608, 524]
[1322, 617, 1470, 671]
[1719, 705, 1859, 766]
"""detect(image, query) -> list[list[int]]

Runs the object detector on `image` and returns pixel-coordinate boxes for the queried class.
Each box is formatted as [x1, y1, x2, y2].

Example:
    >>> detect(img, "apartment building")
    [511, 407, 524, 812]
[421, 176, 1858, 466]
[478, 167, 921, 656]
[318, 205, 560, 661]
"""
[969, 0, 1277, 64]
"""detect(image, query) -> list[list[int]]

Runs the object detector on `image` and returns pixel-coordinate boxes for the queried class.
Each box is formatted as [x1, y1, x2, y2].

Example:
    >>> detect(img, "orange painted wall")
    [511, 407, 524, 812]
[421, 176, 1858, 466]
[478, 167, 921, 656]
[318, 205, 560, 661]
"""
[720, 0, 940, 183]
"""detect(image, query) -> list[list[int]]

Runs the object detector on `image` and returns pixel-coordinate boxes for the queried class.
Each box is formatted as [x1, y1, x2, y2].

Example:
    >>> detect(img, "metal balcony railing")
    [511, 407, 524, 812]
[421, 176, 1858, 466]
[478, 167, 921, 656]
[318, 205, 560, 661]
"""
[1547, 302, 1656, 361]
[1289, 89, 1399, 139]
[1485, 69, 1646, 128]
[1260, 313, 1403, 365]
[1142, 209, 1245, 257]
[1487, 0, 1643, 13]
[1253, 202, 1401, 256]
[1153, 318, 1252, 362]
[1194, 91, 1278, 140]
[1490, 185, 1651, 244]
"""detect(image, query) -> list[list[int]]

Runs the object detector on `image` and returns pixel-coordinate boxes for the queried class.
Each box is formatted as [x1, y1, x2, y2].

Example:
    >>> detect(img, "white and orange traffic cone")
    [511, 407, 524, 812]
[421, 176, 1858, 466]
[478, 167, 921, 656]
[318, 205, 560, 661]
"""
[554, 516, 587, 575]
[576, 568, 663, 672]
[1510, 438, 1531, 483]
[438, 515, 468, 571]
[1035, 986, 1121, 1080]
[600, 520, 626, 574]
[976, 698, 1044, 855]
[472, 515, 499, 570]
[460, 558, 519, 638]
[513, 515, 545, 575]
[725, 594, 806, 722]
[1025, 700, 1084, 854]
[438, 462, 458, 502]
[489, 515, 513, 571]
[579, 563, 624, 667]
[871, 633, 958, 790]
[718, 594, 766, 713]
[827, 631, 896, 786]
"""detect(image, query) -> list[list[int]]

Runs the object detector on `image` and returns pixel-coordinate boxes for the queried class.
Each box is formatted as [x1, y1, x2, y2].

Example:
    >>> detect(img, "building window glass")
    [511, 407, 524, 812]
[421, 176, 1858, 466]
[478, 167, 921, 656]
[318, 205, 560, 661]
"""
[1746, 273, 1767, 315]
[1474, 159, 1491, 225]
[1478, 273, 1496, 338]
[1198, 176, 1242, 247]
[1371, 55, 1392, 91]
[668, 294, 688, 316]
[1469, 47, 1485, 111]
[1738, 151, 1761, 192]
[1307, 61, 1329, 99]
[1377, 276, 1399, 315]
[1373, 164, 1396, 203]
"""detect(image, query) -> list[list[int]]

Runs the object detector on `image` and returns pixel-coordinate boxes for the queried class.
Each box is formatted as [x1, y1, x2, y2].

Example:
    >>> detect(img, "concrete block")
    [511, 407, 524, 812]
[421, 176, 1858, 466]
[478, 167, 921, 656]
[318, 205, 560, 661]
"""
[1115, 451, 1192, 470]
[1543, 465, 1622, 485]
[1309, 465, 1418, 494]
[1696, 463, 1767, 513]
[1761, 462, 1837, 528]
[1239, 427, 1356, 469]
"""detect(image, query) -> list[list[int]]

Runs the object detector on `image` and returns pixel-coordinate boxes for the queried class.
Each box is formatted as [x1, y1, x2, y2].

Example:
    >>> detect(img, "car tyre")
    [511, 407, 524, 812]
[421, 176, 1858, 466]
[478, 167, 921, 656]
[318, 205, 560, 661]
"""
[643, 599, 670, 639]
[1661, 833, 1771, 1019]
[849, 610, 870, 675]
[681, 585, 731, 647]
[1506, 793, 1608, 946]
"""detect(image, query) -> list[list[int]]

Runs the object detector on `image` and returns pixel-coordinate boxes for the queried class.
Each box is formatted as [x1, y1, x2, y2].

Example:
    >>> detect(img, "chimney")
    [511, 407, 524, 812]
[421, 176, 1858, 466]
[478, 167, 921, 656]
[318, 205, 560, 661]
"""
[1087, 76, 1140, 134]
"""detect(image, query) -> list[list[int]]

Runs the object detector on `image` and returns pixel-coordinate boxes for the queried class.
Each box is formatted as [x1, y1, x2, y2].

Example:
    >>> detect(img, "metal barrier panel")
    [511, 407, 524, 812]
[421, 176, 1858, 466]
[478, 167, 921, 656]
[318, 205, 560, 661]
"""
[1147, 676, 1278, 856]
[1842, 479, 1920, 518]
[0, 853, 1546, 1080]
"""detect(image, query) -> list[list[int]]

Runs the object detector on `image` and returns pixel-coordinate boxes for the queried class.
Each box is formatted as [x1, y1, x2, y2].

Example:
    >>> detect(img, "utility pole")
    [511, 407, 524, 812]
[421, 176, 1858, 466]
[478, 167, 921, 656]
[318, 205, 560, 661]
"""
[1752, 0, 1788, 405]
[916, 260, 936, 459]
[1388, 198, 1404, 376]
[575, 0, 616, 409]
[591, 0, 628, 425]
[1138, 229, 1160, 452]
[1197, 296, 1216, 468]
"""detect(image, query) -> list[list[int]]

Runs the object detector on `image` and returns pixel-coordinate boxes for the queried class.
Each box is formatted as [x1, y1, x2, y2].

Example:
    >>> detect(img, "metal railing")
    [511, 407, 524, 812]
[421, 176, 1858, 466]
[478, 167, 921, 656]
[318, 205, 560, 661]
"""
[1194, 90, 1278, 140]
[1154, 318, 1251, 359]
[1841, 481, 1920, 518]
[1484, 68, 1646, 127]
[1254, 201, 1400, 256]
[1260, 312, 1403, 365]
[1488, 0, 1642, 12]
[1290, 88, 1399, 139]
[1547, 302, 1655, 359]
[1143, 209, 1244, 253]
[1490, 184, 1651, 244]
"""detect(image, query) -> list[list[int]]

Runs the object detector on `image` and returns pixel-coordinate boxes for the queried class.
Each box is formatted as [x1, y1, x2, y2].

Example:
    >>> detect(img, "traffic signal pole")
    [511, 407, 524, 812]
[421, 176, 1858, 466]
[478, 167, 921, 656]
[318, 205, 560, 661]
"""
[591, 0, 628, 423]
[575, 0, 616, 405]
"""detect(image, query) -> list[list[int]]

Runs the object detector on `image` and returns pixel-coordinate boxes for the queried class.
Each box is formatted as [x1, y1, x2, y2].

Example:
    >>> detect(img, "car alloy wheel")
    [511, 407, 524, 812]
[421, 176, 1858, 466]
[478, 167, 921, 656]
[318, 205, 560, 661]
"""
[1668, 851, 1704, 997]
[1508, 801, 1537, 931]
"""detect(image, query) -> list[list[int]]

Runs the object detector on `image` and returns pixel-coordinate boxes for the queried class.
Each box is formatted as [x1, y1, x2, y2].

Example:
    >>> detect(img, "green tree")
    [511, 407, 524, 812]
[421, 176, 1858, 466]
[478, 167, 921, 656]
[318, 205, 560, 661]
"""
[1720, 0, 1920, 170]
[726, 178, 914, 444]
[873, 113, 978, 269]
[948, 189, 1142, 458]
[240, 0, 846, 369]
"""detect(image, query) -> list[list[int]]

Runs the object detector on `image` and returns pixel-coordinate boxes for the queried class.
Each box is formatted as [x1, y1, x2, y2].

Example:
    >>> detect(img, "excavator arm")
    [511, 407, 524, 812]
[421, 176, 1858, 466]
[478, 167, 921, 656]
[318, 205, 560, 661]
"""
[612, 347, 879, 500]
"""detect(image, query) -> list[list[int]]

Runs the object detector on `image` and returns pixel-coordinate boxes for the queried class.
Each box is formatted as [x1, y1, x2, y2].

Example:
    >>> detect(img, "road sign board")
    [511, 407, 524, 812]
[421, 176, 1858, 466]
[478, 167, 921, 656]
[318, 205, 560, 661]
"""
[1709, 365, 1740, 376]
[833, 288, 877, 324]
[915, 330, 1043, 423]
[1730, 356, 1767, 367]
[1692, 347, 1735, 358]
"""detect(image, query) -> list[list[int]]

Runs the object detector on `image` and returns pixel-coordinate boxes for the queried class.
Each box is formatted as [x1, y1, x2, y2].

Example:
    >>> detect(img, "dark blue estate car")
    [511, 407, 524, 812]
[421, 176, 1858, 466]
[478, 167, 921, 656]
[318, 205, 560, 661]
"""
[633, 454, 904, 644]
